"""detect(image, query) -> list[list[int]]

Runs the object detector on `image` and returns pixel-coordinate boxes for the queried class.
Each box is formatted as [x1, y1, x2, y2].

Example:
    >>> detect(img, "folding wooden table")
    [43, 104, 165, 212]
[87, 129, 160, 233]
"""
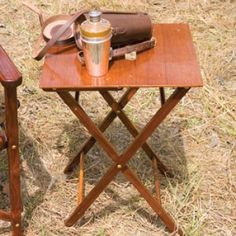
[40, 24, 202, 235]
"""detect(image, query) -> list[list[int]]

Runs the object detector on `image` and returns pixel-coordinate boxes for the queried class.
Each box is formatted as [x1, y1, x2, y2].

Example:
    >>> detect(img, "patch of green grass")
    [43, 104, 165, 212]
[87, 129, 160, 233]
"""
[219, 120, 236, 137]
[96, 228, 106, 236]
[0, 153, 8, 172]
[40, 225, 48, 236]
[187, 117, 204, 128]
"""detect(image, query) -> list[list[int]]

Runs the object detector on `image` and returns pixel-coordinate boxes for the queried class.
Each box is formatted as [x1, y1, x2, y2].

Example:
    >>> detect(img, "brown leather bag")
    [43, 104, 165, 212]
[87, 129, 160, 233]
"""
[23, 3, 155, 61]
[83, 11, 153, 47]
[74, 11, 155, 63]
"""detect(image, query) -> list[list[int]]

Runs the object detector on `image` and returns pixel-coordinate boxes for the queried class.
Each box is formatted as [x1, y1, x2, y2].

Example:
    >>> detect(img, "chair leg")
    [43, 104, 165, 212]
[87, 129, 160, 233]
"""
[4, 86, 22, 236]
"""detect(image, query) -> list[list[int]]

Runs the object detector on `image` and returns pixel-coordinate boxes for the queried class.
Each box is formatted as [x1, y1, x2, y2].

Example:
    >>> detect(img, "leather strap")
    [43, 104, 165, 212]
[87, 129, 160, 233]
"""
[33, 10, 87, 61]
[77, 38, 156, 65]
[111, 37, 156, 58]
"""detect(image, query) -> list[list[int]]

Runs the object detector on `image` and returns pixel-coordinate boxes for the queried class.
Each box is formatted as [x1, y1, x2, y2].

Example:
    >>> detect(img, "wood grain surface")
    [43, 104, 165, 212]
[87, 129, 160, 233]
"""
[40, 24, 203, 90]
[0, 46, 22, 87]
[0, 45, 22, 235]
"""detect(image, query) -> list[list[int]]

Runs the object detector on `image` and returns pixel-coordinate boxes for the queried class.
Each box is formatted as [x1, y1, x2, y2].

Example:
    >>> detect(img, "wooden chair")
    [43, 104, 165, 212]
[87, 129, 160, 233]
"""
[0, 46, 22, 236]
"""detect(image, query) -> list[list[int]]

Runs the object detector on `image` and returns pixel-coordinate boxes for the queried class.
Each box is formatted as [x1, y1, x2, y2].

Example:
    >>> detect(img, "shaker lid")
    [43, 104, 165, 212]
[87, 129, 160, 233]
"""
[80, 10, 111, 38]
[89, 10, 101, 22]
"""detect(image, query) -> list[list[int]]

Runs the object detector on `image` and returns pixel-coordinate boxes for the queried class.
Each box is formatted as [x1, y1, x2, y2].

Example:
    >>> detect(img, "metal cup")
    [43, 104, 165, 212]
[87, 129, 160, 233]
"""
[80, 11, 112, 77]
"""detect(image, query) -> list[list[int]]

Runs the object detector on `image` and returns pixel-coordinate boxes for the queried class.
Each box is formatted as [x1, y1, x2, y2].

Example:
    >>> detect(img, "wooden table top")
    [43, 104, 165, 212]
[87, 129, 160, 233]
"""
[40, 24, 202, 91]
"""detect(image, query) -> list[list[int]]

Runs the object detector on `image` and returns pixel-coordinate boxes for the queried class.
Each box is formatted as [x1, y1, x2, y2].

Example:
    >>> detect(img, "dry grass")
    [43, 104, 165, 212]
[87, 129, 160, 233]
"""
[0, 0, 236, 235]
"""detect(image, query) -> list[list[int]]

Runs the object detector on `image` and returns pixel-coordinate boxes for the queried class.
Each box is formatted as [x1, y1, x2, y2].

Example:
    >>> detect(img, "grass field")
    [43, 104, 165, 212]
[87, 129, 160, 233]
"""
[0, 0, 235, 235]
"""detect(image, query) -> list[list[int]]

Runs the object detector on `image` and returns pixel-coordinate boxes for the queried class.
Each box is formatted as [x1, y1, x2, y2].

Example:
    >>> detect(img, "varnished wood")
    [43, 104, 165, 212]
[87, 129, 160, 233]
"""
[39, 24, 203, 235]
[0, 46, 22, 87]
[40, 24, 202, 90]
[57, 92, 120, 162]
[159, 88, 165, 106]
[122, 167, 182, 235]
[100, 90, 172, 177]
[77, 152, 85, 204]
[152, 157, 161, 205]
[75, 91, 80, 103]
[65, 164, 120, 227]
[118, 88, 189, 168]
[0, 135, 4, 150]
[58, 88, 187, 235]
[0, 210, 12, 222]
[64, 88, 138, 174]
[4, 86, 22, 236]
[0, 46, 22, 236]
[0, 132, 7, 151]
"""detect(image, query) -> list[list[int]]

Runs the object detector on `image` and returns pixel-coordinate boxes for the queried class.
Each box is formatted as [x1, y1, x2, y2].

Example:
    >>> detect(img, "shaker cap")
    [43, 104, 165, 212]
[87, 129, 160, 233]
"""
[89, 10, 101, 22]
[80, 10, 111, 39]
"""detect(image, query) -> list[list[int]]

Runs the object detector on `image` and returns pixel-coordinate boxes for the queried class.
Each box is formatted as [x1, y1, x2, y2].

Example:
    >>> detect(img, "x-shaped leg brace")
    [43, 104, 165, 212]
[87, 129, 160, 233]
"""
[64, 88, 172, 177]
[58, 87, 189, 235]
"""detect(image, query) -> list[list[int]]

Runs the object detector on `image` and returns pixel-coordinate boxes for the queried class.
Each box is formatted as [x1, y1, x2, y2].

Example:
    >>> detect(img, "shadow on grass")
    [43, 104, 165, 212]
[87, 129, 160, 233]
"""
[0, 150, 10, 230]
[0, 124, 51, 234]
[19, 125, 52, 225]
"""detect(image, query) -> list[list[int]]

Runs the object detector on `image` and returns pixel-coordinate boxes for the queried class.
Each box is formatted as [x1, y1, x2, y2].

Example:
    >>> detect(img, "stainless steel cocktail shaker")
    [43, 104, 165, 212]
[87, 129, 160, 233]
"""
[80, 11, 112, 77]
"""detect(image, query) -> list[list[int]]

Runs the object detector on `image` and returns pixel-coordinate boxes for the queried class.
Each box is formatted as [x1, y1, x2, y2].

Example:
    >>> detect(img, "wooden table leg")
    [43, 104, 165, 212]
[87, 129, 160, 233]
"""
[77, 152, 85, 205]
[152, 157, 161, 204]
[64, 88, 138, 174]
[123, 167, 182, 235]
[159, 88, 166, 106]
[100, 90, 172, 177]
[75, 92, 80, 103]
[58, 88, 189, 235]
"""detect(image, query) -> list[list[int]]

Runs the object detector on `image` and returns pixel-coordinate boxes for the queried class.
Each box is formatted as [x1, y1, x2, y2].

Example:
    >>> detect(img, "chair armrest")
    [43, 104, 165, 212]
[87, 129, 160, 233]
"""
[0, 46, 22, 87]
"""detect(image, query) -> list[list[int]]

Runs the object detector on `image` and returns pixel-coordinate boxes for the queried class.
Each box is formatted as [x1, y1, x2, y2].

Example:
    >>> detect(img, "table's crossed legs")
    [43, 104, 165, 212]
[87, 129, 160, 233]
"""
[64, 88, 171, 177]
[58, 87, 189, 235]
